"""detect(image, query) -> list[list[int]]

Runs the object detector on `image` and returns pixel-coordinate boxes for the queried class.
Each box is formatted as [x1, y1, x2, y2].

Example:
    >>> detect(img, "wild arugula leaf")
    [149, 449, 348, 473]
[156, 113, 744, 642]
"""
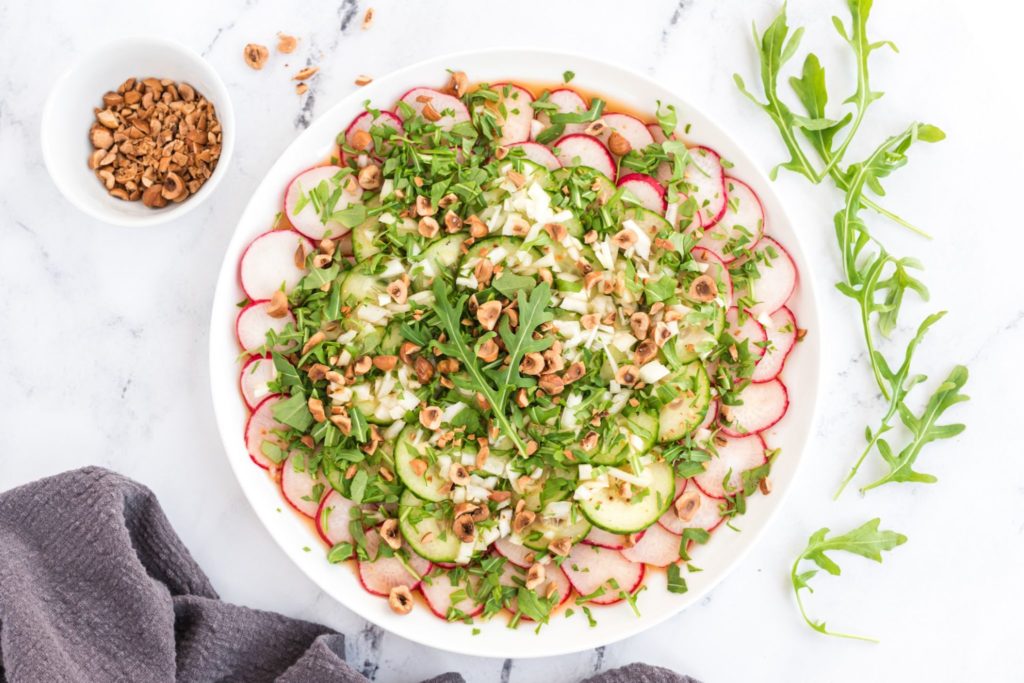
[666, 564, 688, 594]
[271, 392, 313, 431]
[491, 271, 535, 298]
[300, 264, 340, 290]
[272, 352, 302, 388]
[790, 519, 906, 642]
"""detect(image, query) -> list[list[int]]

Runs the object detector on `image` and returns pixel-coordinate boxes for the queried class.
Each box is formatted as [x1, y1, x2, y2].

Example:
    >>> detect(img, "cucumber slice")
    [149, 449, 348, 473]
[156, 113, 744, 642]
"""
[399, 489, 461, 563]
[521, 512, 592, 552]
[394, 426, 448, 501]
[351, 214, 381, 261]
[411, 234, 465, 289]
[656, 362, 711, 442]
[338, 260, 388, 306]
[672, 307, 725, 363]
[458, 236, 543, 279]
[592, 410, 659, 466]
[624, 207, 671, 238]
[579, 460, 675, 534]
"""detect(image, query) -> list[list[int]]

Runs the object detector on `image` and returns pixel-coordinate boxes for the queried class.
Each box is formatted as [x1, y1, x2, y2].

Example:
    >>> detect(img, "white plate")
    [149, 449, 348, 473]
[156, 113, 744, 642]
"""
[209, 48, 822, 659]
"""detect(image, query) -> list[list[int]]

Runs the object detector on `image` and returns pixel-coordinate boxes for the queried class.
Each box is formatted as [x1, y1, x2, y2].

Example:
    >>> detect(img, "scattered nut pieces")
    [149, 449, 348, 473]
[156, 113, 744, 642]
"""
[243, 44, 269, 70]
[296, 83, 309, 96]
[354, 74, 373, 86]
[294, 66, 320, 81]
[362, 7, 375, 30]
[388, 585, 413, 614]
[608, 130, 632, 156]
[266, 290, 290, 318]
[276, 33, 298, 53]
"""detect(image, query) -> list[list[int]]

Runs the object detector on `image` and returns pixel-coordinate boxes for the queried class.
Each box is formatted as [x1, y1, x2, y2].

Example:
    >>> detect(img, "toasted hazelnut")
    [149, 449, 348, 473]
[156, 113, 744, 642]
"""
[538, 374, 565, 395]
[388, 585, 413, 614]
[611, 228, 638, 250]
[307, 363, 330, 381]
[362, 7, 375, 29]
[759, 477, 773, 495]
[525, 440, 539, 456]
[653, 321, 673, 348]
[630, 312, 651, 340]
[330, 413, 352, 435]
[489, 490, 512, 503]
[312, 254, 332, 269]
[473, 258, 494, 286]
[293, 66, 319, 81]
[548, 537, 573, 557]
[266, 290, 290, 318]
[514, 388, 530, 408]
[352, 355, 373, 375]
[409, 458, 428, 476]
[307, 397, 327, 423]
[421, 102, 442, 122]
[417, 216, 440, 238]
[584, 120, 607, 136]
[525, 563, 546, 590]
[399, 341, 421, 365]
[354, 74, 373, 86]
[520, 352, 545, 376]
[674, 489, 701, 522]
[476, 338, 500, 363]
[633, 339, 658, 366]
[543, 222, 568, 242]
[467, 215, 488, 238]
[476, 300, 502, 331]
[442, 210, 463, 234]
[506, 215, 530, 236]
[615, 364, 639, 387]
[276, 33, 298, 53]
[608, 131, 632, 156]
[413, 356, 435, 383]
[90, 124, 114, 149]
[302, 331, 326, 355]
[506, 170, 526, 189]
[512, 509, 536, 535]
[583, 229, 598, 244]
[437, 358, 460, 374]
[380, 518, 402, 550]
[580, 431, 598, 451]
[583, 272, 604, 292]
[386, 279, 408, 304]
[447, 70, 468, 97]
[243, 43, 270, 70]
[713, 433, 729, 448]
[141, 184, 167, 208]
[373, 355, 398, 372]
[419, 405, 443, 430]
[350, 129, 373, 151]
[453, 513, 476, 543]
[689, 274, 718, 302]
[161, 172, 187, 202]
[563, 361, 586, 384]
[357, 164, 382, 190]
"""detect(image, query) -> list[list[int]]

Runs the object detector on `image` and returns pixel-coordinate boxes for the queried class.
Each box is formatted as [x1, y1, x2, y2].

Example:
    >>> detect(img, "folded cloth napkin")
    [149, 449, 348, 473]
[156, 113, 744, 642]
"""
[0, 467, 699, 682]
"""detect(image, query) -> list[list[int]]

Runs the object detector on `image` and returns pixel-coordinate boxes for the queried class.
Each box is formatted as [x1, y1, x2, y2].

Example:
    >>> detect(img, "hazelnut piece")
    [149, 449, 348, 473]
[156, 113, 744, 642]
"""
[388, 585, 414, 614]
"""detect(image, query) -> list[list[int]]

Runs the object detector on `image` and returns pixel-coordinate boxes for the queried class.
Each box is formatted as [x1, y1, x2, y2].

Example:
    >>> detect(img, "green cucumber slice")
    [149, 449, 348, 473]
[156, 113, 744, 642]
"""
[399, 489, 461, 563]
[394, 426, 448, 501]
[578, 460, 675, 534]
[411, 234, 465, 289]
[520, 511, 592, 552]
[656, 362, 711, 442]
[592, 410, 659, 466]
[338, 261, 388, 306]
[624, 207, 671, 238]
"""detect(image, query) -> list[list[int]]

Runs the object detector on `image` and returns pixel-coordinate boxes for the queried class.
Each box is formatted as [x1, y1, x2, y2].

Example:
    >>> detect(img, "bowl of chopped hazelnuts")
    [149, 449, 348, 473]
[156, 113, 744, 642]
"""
[41, 36, 235, 227]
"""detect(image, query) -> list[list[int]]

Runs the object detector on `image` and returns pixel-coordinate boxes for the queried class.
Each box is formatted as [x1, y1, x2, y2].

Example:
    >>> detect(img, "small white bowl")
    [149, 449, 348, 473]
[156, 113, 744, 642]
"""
[41, 36, 235, 227]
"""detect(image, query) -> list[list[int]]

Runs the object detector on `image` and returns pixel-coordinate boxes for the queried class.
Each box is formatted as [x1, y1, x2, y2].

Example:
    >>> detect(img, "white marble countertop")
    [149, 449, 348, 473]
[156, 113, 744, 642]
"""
[1, 0, 1022, 680]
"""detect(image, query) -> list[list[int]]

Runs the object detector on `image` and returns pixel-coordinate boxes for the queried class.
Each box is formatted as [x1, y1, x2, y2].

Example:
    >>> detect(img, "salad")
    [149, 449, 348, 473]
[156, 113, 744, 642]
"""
[234, 71, 801, 626]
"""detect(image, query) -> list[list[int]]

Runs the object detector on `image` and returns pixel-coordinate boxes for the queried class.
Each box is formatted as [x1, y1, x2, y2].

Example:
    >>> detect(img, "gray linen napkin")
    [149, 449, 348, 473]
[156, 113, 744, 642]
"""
[0, 467, 699, 682]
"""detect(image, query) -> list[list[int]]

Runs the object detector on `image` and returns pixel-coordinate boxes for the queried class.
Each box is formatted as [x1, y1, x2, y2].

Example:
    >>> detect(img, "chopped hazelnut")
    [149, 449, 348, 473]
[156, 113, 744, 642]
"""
[386, 279, 408, 304]
[373, 355, 398, 372]
[476, 339, 500, 362]
[608, 131, 632, 156]
[519, 352, 545, 376]
[243, 44, 269, 70]
[615, 364, 639, 387]
[266, 290, 290, 319]
[674, 489, 701, 522]
[611, 228, 638, 250]
[307, 397, 326, 423]
[630, 312, 651, 340]
[689, 274, 718, 302]
[417, 216, 440, 238]
[380, 518, 402, 550]
[399, 341, 421, 365]
[548, 537, 572, 557]
[419, 406, 443, 430]
[467, 215, 489, 238]
[538, 374, 565, 395]
[413, 356, 435, 383]
[512, 509, 536, 535]
[563, 361, 586, 384]
[357, 164, 382, 190]
[476, 300, 502, 331]
[453, 513, 476, 543]
[301, 331, 326, 355]
[388, 585, 413, 614]
[633, 339, 658, 366]
[276, 34, 298, 53]
[525, 563, 546, 590]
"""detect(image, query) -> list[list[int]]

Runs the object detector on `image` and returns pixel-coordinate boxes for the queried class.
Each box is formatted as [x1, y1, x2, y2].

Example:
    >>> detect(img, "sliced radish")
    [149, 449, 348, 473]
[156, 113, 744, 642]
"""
[744, 236, 798, 316]
[752, 307, 798, 382]
[500, 562, 572, 617]
[239, 354, 277, 409]
[244, 394, 286, 470]
[316, 489, 358, 546]
[492, 83, 534, 145]
[238, 229, 311, 300]
[562, 543, 645, 605]
[693, 434, 768, 499]
[284, 165, 363, 241]
[695, 176, 764, 262]
[597, 113, 655, 155]
[620, 522, 681, 567]
[398, 87, 470, 131]
[725, 307, 767, 359]
[659, 478, 725, 534]
[691, 247, 733, 307]
[697, 400, 719, 432]
[553, 134, 615, 179]
[494, 537, 536, 568]
[647, 122, 669, 144]
[721, 379, 789, 437]
[583, 527, 645, 551]
[357, 530, 432, 597]
[618, 173, 666, 213]
[236, 300, 294, 353]
[506, 141, 561, 170]
[685, 146, 727, 228]
[421, 571, 484, 620]
[536, 88, 588, 137]
[342, 110, 402, 158]
[281, 451, 326, 517]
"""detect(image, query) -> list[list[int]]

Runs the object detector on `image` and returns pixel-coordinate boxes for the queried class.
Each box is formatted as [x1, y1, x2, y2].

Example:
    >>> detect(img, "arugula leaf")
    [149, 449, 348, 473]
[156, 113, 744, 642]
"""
[271, 392, 313, 431]
[790, 519, 906, 642]
[272, 352, 302, 388]
[491, 271, 535, 298]
[666, 564, 688, 594]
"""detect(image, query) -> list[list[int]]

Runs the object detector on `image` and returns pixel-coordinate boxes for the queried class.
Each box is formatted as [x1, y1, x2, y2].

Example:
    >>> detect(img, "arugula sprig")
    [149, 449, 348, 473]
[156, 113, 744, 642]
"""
[790, 519, 906, 642]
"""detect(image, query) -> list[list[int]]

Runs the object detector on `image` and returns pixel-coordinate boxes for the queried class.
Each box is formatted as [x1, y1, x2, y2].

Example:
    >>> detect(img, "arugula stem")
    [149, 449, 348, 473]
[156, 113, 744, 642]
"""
[790, 556, 880, 643]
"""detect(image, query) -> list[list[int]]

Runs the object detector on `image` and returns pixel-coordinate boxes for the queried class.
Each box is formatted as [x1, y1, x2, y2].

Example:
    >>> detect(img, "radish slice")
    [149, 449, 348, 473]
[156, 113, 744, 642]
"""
[617, 173, 667, 213]
[236, 301, 294, 353]
[421, 571, 485, 620]
[553, 134, 615, 179]
[357, 530, 432, 596]
[239, 229, 311, 300]
[506, 141, 561, 170]
[284, 165, 363, 241]
[752, 307, 798, 382]
[598, 113, 655, 155]
[536, 88, 588, 137]
[695, 176, 764, 262]
[647, 122, 669, 144]
[725, 307, 767, 359]
[398, 87, 470, 131]
[239, 354, 277, 410]
[316, 489, 357, 546]
[685, 146, 728, 228]
[281, 451, 326, 517]
[721, 379, 789, 436]
[693, 434, 768, 499]
[620, 522, 681, 567]
[659, 478, 725, 534]
[494, 537, 536, 568]
[500, 562, 573, 617]
[697, 400, 719, 432]
[691, 247, 733, 307]
[342, 110, 402, 157]
[562, 544, 645, 605]
[244, 394, 286, 470]
[583, 527, 646, 551]
[744, 237, 798, 316]
[492, 83, 534, 145]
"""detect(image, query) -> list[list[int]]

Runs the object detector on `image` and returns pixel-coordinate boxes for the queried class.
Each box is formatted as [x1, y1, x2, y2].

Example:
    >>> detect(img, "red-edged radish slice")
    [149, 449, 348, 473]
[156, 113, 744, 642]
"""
[725, 307, 767, 359]
[562, 544, 645, 605]
[506, 141, 561, 171]
[315, 489, 358, 546]
[553, 134, 615, 179]
[647, 122, 669, 144]
[694, 434, 768, 499]
[421, 571, 485, 620]
[659, 478, 725, 534]
[620, 522, 681, 567]
[752, 307, 798, 382]
[536, 88, 588, 137]
[236, 301, 294, 353]
[691, 247, 733, 307]
[695, 176, 764, 262]
[494, 537, 537, 568]
[492, 83, 534, 145]
[721, 379, 789, 436]
[342, 110, 402, 157]
[281, 451, 326, 517]
[357, 530, 432, 596]
[685, 146, 728, 228]
[284, 165, 363, 241]
[398, 87, 470, 131]
[697, 400, 719, 432]
[583, 527, 646, 551]
[744, 237, 798, 316]
[244, 394, 286, 470]
[239, 229, 312, 300]
[500, 562, 573, 617]
[618, 173, 667, 213]
[598, 113, 655, 155]
[239, 354, 277, 410]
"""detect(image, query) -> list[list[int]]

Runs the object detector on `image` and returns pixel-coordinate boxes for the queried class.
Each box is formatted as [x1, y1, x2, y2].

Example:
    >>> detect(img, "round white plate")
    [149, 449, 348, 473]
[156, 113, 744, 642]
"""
[209, 48, 822, 659]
